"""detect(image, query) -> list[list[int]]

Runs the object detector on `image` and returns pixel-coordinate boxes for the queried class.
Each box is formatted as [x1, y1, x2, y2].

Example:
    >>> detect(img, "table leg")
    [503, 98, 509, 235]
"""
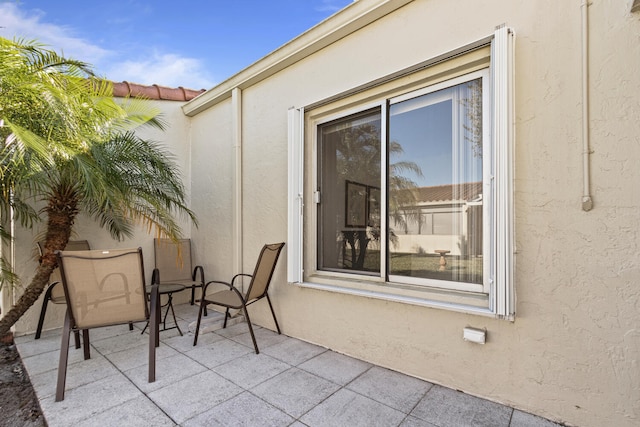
[165, 293, 183, 336]
[141, 291, 183, 336]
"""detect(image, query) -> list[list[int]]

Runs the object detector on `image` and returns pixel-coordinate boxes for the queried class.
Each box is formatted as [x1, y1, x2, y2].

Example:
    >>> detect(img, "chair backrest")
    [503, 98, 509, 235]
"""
[245, 243, 285, 302]
[154, 239, 194, 282]
[38, 240, 91, 300]
[56, 248, 148, 329]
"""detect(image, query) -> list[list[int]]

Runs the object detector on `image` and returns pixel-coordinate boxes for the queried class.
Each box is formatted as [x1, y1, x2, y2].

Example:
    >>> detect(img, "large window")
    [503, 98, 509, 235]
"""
[316, 71, 488, 293]
[288, 27, 514, 318]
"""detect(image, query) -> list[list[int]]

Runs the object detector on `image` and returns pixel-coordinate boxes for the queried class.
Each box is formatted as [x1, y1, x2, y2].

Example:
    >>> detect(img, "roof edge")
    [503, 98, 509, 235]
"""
[182, 0, 414, 116]
[113, 81, 205, 102]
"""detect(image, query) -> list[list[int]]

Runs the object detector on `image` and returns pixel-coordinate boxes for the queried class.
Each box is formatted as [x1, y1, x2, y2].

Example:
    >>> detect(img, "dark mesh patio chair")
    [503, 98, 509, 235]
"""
[153, 238, 205, 307]
[193, 242, 285, 354]
[54, 248, 160, 401]
[35, 240, 91, 345]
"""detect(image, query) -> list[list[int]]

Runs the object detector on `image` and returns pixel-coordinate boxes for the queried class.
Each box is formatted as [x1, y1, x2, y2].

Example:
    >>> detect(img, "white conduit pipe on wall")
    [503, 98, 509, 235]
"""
[581, 0, 594, 211]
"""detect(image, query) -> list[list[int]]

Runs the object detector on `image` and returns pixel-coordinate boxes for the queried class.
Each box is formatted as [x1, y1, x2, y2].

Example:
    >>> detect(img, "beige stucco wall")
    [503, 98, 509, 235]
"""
[10, 98, 195, 336]
[186, 1, 640, 426]
[189, 99, 235, 280]
[5, 1, 638, 426]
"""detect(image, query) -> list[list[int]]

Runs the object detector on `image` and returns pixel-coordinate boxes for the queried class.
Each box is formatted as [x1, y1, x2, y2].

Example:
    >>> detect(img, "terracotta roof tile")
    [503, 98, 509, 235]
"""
[412, 182, 483, 203]
[111, 81, 205, 101]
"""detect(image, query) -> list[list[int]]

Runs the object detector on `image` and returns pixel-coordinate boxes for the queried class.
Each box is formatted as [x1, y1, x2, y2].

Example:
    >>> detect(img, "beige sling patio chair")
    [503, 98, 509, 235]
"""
[35, 240, 91, 345]
[54, 247, 160, 402]
[193, 242, 285, 354]
[153, 238, 205, 307]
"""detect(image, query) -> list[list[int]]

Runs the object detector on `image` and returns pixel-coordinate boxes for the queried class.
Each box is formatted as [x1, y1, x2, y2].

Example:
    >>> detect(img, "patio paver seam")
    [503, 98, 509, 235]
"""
[178, 387, 247, 426]
[90, 339, 183, 425]
[49, 371, 144, 426]
[20, 303, 561, 427]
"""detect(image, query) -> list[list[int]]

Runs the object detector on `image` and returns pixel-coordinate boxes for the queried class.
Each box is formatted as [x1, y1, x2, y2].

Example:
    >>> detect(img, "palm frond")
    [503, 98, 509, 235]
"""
[71, 132, 196, 240]
[0, 256, 20, 292]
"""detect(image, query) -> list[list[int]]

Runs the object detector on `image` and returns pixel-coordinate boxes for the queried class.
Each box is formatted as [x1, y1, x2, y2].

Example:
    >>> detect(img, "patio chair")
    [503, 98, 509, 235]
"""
[193, 242, 285, 354]
[152, 238, 205, 307]
[54, 248, 160, 402]
[35, 240, 91, 345]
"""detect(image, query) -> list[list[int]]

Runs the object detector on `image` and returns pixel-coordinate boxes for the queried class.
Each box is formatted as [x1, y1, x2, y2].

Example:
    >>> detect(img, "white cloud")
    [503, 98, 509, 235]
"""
[0, 2, 111, 64]
[106, 53, 214, 90]
[0, 2, 215, 90]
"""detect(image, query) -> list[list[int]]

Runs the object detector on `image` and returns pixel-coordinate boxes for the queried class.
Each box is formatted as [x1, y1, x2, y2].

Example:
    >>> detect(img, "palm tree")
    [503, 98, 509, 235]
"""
[0, 38, 196, 336]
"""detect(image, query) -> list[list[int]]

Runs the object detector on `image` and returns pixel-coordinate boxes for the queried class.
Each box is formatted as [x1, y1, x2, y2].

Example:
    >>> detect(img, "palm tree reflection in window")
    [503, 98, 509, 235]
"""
[318, 109, 423, 273]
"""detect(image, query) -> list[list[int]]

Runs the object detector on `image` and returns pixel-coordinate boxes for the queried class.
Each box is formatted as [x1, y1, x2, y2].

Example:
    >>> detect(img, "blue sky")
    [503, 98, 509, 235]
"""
[0, 0, 353, 90]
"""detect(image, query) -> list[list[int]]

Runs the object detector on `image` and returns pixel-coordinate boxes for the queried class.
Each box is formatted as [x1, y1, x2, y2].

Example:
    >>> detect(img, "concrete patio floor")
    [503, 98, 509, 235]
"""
[15, 303, 562, 427]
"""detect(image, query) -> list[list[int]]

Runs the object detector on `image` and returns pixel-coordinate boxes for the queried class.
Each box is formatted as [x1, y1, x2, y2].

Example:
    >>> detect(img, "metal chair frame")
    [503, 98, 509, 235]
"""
[193, 242, 284, 354]
[54, 247, 160, 402]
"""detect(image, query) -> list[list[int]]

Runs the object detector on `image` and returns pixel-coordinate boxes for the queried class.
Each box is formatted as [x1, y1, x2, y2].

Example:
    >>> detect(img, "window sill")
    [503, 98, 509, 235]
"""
[295, 273, 495, 317]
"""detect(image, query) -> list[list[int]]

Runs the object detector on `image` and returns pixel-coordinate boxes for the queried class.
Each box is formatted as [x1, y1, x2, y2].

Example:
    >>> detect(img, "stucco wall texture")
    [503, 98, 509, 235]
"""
[8, 1, 639, 427]
[185, 2, 639, 426]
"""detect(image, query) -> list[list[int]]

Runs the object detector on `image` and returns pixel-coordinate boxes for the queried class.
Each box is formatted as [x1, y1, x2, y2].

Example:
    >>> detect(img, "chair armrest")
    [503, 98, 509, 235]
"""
[47, 280, 62, 289]
[230, 273, 252, 286]
[202, 280, 231, 295]
[151, 268, 160, 284]
[202, 280, 246, 303]
[192, 265, 205, 284]
[43, 281, 62, 300]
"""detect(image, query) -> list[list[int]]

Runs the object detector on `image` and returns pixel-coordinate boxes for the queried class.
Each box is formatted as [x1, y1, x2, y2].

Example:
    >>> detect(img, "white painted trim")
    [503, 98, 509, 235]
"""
[183, 0, 414, 116]
[492, 26, 516, 319]
[295, 281, 496, 317]
[232, 88, 243, 280]
[287, 107, 304, 283]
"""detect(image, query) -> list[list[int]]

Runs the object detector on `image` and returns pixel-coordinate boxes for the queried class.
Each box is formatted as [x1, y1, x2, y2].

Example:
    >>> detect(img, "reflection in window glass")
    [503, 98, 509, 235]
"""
[317, 109, 381, 274]
[388, 78, 483, 285]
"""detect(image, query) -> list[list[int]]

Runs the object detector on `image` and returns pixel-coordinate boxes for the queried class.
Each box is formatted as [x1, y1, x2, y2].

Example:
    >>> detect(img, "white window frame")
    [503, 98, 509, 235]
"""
[386, 69, 490, 294]
[287, 107, 304, 284]
[288, 26, 515, 319]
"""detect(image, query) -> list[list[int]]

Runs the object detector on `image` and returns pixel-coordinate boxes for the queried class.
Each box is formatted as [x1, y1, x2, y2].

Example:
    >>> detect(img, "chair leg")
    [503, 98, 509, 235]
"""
[149, 284, 159, 382]
[192, 286, 207, 316]
[155, 290, 161, 348]
[35, 287, 54, 340]
[266, 294, 281, 335]
[193, 299, 206, 346]
[73, 330, 81, 349]
[223, 308, 230, 328]
[82, 330, 90, 360]
[242, 305, 259, 354]
[35, 287, 82, 348]
[55, 310, 72, 402]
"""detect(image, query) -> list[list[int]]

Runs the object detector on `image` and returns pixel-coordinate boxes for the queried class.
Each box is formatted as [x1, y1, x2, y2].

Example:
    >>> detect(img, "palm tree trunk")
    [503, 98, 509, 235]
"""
[0, 196, 76, 337]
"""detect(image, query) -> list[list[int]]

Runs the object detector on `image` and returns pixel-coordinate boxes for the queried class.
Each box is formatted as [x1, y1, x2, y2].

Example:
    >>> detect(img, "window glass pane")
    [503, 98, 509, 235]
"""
[318, 109, 381, 274]
[388, 78, 483, 285]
